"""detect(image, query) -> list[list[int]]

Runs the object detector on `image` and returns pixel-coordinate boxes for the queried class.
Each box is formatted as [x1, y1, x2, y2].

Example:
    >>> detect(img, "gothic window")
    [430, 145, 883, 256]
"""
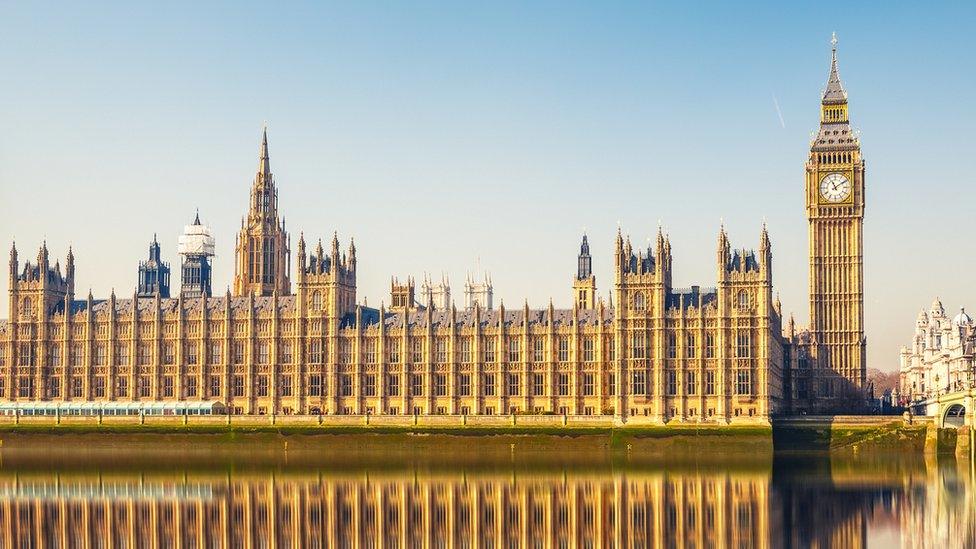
[557, 337, 570, 362]
[20, 297, 32, 319]
[233, 341, 245, 364]
[532, 338, 544, 362]
[339, 340, 352, 364]
[231, 375, 244, 397]
[737, 290, 750, 310]
[0, 345, 5, 366]
[70, 344, 83, 367]
[507, 338, 520, 363]
[459, 338, 471, 363]
[583, 337, 594, 362]
[736, 370, 752, 395]
[482, 337, 496, 363]
[311, 291, 322, 311]
[582, 373, 595, 396]
[483, 373, 496, 396]
[705, 333, 716, 358]
[258, 342, 270, 364]
[736, 334, 752, 358]
[185, 377, 197, 398]
[686, 334, 697, 358]
[410, 374, 424, 396]
[48, 378, 60, 398]
[138, 377, 150, 398]
[532, 373, 545, 396]
[363, 374, 376, 397]
[507, 374, 521, 396]
[436, 338, 448, 363]
[410, 338, 423, 363]
[280, 342, 292, 364]
[631, 332, 647, 359]
[186, 342, 199, 365]
[386, 374, 399, 397]
[95, 344, 107, 366]
[309, 375, 323, 397]
[632, 371, 647, 395]
[340, 374, 353, 397]
[434, 374, 447, 396]
[607, 373, 616, 396]
[115, 377, 128, 398]
[163, 342, 175, 365]
[18, 343, 36, 366]
[256, 376, 269, 397]
[163, 376, 175, 398]
[606, 337, 615, 361]
[632, 292, 646, 312]
[364, 339, 377, 364]
[667, 333, 677, 359]
[666, 371, 677, 395]
[705, 371, 716, 395]
[388, 339, 400, 363]
[557, 374, 570, 397]
[458, 374, 471, 397]
[18, 378, 33, 398]
[115, 344, 128, 366]
[71, 377, 83, 398]
[49, 345, 61, 366]
[686, 372, 697, 395]
[208, 343, 221, 365]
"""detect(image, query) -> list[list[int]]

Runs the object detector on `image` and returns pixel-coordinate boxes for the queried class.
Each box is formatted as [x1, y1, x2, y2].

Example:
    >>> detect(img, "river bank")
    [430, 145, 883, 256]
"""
[0, 416, 964, 457]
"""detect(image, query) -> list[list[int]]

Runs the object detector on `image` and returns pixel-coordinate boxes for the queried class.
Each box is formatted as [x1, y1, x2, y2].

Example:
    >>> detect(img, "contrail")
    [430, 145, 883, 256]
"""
[772, 93, 786, 128]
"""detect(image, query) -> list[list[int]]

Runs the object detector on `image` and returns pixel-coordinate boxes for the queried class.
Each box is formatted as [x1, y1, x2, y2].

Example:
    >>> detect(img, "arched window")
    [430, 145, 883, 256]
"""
[20, 297, 32, 318]
[737, 290, 750, 310]
[632, 292, 646, 312]
[311, 291, 322, 311]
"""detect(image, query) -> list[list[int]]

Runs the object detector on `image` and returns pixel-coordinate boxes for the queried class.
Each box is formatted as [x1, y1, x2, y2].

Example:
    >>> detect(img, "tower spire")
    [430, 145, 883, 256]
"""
[822, 32, 847, 105]
[258, 125, 271, 178]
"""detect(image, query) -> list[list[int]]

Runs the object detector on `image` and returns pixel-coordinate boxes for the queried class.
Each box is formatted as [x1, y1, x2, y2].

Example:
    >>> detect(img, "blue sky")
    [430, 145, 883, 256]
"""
[1, 2, 974, 370]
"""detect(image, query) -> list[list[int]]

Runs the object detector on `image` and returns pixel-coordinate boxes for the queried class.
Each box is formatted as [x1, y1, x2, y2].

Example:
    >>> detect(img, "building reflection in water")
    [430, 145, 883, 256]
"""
[0, 463, 972, 547]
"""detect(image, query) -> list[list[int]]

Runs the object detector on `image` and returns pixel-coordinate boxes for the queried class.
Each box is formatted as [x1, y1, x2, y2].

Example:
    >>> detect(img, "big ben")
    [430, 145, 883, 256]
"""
[806, 34, 866, 409]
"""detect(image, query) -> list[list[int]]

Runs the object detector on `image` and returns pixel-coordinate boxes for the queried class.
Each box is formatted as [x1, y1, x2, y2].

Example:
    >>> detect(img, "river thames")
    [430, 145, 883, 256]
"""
[0, 433, 971, 548]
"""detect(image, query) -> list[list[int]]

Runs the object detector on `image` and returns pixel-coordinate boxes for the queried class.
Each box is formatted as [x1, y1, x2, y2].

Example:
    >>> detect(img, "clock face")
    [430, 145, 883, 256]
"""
[819, 173, 852, 203]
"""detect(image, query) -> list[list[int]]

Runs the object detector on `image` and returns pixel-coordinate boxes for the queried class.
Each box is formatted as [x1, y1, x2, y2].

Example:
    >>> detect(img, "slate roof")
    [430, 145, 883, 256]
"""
[346, 307, 615, 331]
[729, 250, 760, 272]
[65, 296, 298, 316]
[666, 287, 718, 310]
[812, 123, 857, 151]
[822, 47, 847, 104]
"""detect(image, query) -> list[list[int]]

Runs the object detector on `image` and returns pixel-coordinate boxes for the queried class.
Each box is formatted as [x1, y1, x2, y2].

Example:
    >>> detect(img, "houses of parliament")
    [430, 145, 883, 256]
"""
[0, 39, 867, 420]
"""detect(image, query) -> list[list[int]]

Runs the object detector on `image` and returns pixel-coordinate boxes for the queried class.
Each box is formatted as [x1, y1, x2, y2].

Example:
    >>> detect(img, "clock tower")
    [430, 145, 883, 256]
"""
[805, 34, 866, 409]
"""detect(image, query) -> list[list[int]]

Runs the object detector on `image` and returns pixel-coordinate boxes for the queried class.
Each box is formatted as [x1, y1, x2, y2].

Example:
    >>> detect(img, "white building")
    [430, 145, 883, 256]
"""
[464, 272, 493, 310]
[899, 298, 975, 406]
[419, 274, 451, 310]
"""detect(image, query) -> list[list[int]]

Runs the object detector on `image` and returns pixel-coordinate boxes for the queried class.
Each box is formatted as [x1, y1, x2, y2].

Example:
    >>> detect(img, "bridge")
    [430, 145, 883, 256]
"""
[913, 388, 974, 429]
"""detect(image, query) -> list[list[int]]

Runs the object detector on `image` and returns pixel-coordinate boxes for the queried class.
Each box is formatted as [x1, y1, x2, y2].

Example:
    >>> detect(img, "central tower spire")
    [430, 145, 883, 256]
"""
[233, 127, 291, 296]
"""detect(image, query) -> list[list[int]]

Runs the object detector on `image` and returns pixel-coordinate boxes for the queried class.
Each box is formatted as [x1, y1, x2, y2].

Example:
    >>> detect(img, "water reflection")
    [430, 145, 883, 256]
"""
[0, 440, 971, 548]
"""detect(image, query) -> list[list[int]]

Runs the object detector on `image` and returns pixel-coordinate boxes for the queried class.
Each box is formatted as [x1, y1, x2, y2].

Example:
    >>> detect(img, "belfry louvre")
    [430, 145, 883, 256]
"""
[0, 129, 787, 424]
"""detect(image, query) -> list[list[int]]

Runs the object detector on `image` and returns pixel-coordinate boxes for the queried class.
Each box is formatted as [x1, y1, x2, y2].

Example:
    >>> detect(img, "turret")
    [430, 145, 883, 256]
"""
[573, 234, 597, 310]
[137, 234, 171, 298]
[759, 222, 772, 277]
[178, 211, 215, 299]
[9, 242, 17, 289]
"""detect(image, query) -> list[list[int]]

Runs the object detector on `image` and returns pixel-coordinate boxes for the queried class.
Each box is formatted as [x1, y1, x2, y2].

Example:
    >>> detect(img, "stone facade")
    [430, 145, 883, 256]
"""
[899, 299, 975, 406]
[0, 38, 896, 420]
[0, 127, 786, 422]
[792, 35, 868, 413]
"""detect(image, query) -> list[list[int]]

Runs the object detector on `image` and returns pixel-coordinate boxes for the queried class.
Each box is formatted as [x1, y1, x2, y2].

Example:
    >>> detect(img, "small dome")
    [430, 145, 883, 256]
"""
[953, 307, 973, 327]
[930, 297, 945, 316]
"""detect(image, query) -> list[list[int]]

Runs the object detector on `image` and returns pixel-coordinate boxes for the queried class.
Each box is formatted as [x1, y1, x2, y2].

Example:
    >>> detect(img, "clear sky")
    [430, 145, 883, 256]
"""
[1, 2, 973, 371]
